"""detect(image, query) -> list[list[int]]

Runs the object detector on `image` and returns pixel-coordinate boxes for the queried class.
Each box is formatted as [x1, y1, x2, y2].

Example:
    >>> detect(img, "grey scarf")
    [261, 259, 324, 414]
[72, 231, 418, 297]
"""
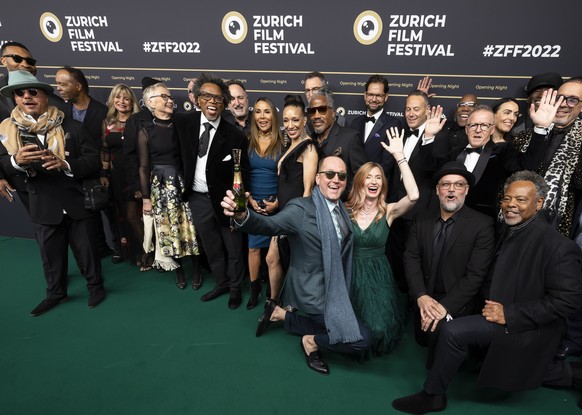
[312, 186, 362, 344]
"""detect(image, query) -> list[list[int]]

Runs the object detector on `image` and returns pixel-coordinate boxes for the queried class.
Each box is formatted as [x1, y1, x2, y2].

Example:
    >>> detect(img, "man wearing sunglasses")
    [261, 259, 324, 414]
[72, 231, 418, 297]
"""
[0, 70, 105, 316]
[308, 87, 367, 189]
[222, 155, 371, 375]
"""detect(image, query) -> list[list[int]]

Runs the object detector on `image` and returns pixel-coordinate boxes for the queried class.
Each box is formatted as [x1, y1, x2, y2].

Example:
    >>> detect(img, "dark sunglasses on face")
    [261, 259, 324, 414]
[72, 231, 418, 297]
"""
[319, 170, 347, 181]
[3, 54, 37, 66]
[307, 105, 330, 116]
[14, 88, 39, 97]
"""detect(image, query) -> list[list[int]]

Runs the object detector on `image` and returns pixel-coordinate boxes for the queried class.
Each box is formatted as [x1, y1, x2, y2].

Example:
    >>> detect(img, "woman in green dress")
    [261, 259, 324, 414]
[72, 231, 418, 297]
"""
[345, 127, 419, 354]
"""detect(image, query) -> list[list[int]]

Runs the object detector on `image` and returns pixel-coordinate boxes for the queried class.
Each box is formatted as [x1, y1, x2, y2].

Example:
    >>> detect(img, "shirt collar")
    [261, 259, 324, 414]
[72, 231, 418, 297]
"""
[201, 113, 220, 130]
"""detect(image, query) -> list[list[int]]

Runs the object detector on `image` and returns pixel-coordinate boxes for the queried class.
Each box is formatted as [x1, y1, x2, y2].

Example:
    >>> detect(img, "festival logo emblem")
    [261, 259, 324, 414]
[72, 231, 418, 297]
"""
[222, 12, 248, 44]
[353, 11, 382, 45]
[40, 12, 63, 42]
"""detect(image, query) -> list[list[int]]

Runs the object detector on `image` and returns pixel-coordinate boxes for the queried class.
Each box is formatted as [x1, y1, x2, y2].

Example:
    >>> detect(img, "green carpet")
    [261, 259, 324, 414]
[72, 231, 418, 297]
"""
[0, 237, 579, 414]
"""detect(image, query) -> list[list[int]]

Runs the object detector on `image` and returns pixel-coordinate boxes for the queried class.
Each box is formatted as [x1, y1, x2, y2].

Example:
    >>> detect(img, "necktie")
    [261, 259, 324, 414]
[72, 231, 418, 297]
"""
[365, 116, 376, 123]
[464, 146, 482, 154]
[333, 205, 349, 245]
[431, 218, 452, 295]
[198, 122, 212, 157]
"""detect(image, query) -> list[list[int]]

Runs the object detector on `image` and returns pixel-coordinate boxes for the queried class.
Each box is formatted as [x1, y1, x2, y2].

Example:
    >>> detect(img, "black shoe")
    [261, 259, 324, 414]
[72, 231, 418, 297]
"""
[228, 292, 242, 310]
[392, 390, 447, 414]
[111, 253, 123, 264]
[99, 248, 114, 258]
[192, 269, 202, 290]
[200, 286, 229, 302]
[176, 267, 187, 290]
[256, 298, 278, 337]
[30, 296, 68, 316]
[555, 343, 582, 360]
[246, 279, 262, 310]
[88, 288, 106, 308]
[301, 338, 329, 375]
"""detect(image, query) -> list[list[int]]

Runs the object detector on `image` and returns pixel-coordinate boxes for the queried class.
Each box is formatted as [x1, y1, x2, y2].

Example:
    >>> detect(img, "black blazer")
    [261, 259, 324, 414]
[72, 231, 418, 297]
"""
[174, 111, 250, 226]
[350, 111, 402, 177]
[63, 97, 107, 145]
[404, 206, 495, 316]
[0, 117, 101, 225]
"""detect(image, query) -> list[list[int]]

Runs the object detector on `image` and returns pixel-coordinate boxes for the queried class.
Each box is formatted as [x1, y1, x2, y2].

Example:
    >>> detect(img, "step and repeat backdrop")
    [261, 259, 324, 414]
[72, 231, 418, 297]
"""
[0, 0, 578, 236]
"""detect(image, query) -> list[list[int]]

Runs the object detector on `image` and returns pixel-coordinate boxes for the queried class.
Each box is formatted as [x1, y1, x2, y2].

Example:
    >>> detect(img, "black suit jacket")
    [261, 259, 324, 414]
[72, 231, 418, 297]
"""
[404, 206, 495, 316]
[63, 97, 107, 145]
[318, 122, 368, 185]
[350, 111, 402, 177]
[0, 116, 101, 225]
[174, 111, 250, 227]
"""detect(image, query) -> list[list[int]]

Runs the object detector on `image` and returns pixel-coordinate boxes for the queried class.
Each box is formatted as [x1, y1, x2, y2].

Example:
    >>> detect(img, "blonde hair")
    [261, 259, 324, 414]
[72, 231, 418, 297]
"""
[345, 162, 388, 222]
[105, 84, 139, 124]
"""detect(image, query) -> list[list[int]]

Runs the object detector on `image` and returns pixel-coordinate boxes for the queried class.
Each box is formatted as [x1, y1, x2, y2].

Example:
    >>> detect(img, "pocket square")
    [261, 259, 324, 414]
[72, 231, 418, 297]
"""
[333, 147, 343, 156]
[222, 154, 232, 162]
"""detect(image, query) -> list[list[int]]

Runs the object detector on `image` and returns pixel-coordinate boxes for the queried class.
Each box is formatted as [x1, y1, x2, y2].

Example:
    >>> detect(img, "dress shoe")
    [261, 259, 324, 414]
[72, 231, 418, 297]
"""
[88, 288, 106, 308]
[111, 253, 123, 264]
[301, 339, 329, 375]
[176, 268, 187, 290]
[228, 292, 242, 310]
[200, 286, 229, 302]
[256, 298, 278, 337]
[30, 296, 68, 316]
[555, 343, 582, 360]
[392, 390, 447, 414]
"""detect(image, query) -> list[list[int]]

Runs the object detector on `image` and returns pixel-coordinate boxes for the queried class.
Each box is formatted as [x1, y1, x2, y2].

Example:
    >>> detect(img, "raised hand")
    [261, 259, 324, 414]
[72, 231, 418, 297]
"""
[381, 127, 405, 155]
[530, 88, 563, 129]
[424, 105, 446, 138]
[417, 76, 436, 99]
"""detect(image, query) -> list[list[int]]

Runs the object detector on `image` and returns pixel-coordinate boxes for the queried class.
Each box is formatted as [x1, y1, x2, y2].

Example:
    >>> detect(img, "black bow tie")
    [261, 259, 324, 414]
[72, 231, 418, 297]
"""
[365, 116, 376, 123]
[406, 128, 420, 137]
[464, 147, 482, 154]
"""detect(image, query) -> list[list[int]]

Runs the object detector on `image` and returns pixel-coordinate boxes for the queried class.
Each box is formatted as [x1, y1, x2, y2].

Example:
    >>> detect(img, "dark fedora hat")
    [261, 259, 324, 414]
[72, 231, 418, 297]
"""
[525, 72, 563, 96]
[0, 70, 54, 97]
[432, 161, 475, 188]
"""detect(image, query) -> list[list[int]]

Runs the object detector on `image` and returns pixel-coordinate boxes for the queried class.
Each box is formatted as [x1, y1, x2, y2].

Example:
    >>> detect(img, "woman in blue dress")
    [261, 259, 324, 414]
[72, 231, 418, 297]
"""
[245, 97, 283, 309]
[345, 127, 419, 354]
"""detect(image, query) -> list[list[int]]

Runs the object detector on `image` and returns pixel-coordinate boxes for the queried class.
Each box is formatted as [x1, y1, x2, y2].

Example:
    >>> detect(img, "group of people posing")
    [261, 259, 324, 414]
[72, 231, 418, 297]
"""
[2, 39, 582, 413]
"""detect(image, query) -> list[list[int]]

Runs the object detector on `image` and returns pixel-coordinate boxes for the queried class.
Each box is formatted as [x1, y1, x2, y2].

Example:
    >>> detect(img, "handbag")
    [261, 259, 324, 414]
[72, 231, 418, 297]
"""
[83, 179, 109, 211]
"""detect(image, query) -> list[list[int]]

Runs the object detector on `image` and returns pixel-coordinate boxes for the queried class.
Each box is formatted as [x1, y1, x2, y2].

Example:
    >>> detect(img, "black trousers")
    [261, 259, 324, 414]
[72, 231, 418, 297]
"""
[188, 192, 244, 293]
[424, 315, 571, 395]
[33, 214, 103, 299]
[284, 312, 372, 354]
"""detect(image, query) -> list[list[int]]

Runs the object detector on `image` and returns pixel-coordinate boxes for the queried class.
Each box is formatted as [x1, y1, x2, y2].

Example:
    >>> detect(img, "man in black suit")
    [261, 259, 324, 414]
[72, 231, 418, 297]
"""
[308, 87, 367, 187]
[404, 161, 495, 364]
[350, 74, 402, 177]
[393, 171, 582, 414]
[0, 71, 105, 316]
[174, 73, 250, 309]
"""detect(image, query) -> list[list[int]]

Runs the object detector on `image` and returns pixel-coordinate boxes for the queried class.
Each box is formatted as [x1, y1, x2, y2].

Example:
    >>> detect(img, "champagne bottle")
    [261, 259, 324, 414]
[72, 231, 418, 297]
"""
[232, 149, 246, 212]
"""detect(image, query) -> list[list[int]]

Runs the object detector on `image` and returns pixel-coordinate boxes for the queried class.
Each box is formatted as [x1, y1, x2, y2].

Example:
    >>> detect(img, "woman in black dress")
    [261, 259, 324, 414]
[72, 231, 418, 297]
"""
[100, 84, 142, 265]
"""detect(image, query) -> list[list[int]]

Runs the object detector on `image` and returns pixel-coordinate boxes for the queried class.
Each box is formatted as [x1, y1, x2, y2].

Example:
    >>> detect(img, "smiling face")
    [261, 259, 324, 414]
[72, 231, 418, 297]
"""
[315, 156, 347, 202]
[405, 95, 429, 129]
[198, 82, 225, 121]
[304, 76, 324, 103]
[309, 95, 334, 136]
[282, 105, 306, 141]
[253, 100, 273, 134]
[454, 94, 478, 127]
[14, 88, 49, 120]
[436, 174, 469, 215]
[1, 45, 37, 75]
[501, 180, 543, 226]
[228, 84, 249, 120]
[554, 81, 582, 129]
[362, 166, 383, 201]
[113, 90, 133, 115]
[364, 82, 388, 115]
[148, 86, 174, 118]
[494, 101, 520, 134]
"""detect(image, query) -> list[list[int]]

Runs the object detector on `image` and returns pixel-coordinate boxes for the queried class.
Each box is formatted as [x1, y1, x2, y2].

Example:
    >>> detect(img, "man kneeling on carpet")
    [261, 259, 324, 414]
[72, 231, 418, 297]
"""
[222, 156, 371, 375]
[392, 171, 582, 414]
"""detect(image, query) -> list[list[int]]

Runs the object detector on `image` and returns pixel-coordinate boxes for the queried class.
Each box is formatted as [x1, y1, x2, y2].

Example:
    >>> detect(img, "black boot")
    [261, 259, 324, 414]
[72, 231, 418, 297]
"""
[246, 279, 262, 310]
[191, 255, 202, 290]
[176, 267, 187, 290]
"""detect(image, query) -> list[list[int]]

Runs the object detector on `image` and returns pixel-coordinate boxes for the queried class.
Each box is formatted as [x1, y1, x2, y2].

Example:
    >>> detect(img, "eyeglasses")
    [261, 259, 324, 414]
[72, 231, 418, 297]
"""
[151, 93, 174, 102]
[2, 54, 37, 66]
[365, 92, 386, 101]
[557, 95, 581, 108]
[199, 91, 224, 103]
[304, 86, 321, 95]
[457, 101, 476, 107]
[14, 88, 39, 97]
[307, 105, 330, 116]
[319, 170, 347, 181]
[467, 122, 493, 131]
[438, 181, 468, 190]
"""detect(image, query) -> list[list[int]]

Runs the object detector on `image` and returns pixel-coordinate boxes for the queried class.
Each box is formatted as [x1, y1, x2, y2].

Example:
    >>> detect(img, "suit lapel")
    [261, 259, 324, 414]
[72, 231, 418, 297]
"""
[206, 119, 226, 166]
[442, 208, 468, 257]
[471, 141, 494, 184]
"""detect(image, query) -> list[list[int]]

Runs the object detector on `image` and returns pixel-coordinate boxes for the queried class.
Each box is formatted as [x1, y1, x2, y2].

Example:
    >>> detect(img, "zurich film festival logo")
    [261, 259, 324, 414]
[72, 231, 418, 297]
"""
[222, 12, 248, 44]
[353, 10, 382, 45]
[40, 12, 63, 42]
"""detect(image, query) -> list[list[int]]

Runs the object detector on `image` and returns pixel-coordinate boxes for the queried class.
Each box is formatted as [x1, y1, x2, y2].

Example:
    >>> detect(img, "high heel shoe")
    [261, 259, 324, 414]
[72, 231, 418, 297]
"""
[176, 267, 187, 290]
[256, 298, 278, 337]
[246, 279, 262, 310]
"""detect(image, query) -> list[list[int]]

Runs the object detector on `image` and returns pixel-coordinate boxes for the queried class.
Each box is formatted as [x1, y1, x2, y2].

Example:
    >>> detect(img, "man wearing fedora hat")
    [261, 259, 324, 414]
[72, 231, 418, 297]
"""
[0, 70, 106, 315]
[404, 161, 495, 366]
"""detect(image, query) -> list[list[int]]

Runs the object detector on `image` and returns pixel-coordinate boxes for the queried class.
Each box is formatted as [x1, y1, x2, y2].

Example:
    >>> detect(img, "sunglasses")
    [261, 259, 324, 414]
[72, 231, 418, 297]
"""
[319, 170, 347, 181]
[2, 54, 37, 66]
[307, 105, 330, 116]
[14, 88, 39, 97]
